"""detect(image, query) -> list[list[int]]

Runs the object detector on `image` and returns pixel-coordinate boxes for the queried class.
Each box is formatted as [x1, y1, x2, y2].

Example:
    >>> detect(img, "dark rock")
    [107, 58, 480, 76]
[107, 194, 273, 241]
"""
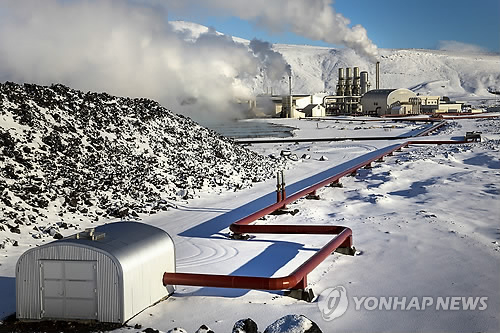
[233, 318, 258, 333]
[13, 240, 19, 246]
[9, 226, 21, 234]
[143, 328, 159, 333]
[134, 323, 142, 329]
[166, 328, 188, 333]
[58, 222, 69, 229]
[112, 207, 129, 218]
[53, 232, 64, 239]
[195, 324, 214, 333]
[66, 197, 78, 207]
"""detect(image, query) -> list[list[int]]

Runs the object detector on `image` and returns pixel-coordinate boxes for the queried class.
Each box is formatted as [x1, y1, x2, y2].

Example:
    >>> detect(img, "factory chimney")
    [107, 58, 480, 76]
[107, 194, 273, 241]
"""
[360, 71, 369, 95]
[376, 61, 380, 90]
[288, 75, 293, 118]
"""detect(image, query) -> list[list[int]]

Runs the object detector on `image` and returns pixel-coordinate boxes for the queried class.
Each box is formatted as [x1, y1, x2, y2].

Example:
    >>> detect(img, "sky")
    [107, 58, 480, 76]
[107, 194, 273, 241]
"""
[169, 0, 500, 52]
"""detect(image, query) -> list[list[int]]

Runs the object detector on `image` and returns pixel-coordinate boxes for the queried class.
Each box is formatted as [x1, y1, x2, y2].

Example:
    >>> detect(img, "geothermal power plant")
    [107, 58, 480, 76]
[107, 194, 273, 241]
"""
[264, 61, 472, 119]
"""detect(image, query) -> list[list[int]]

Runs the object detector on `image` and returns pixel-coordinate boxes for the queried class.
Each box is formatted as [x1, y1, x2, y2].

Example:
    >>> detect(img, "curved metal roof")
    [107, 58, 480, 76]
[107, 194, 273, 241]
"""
[51, 221, 174, 266]
[363, 89, 397, 96]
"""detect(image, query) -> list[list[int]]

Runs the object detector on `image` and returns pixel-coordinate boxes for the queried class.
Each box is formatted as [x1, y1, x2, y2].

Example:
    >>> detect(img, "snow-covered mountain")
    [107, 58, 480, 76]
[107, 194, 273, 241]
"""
[171, 21, 500, 101]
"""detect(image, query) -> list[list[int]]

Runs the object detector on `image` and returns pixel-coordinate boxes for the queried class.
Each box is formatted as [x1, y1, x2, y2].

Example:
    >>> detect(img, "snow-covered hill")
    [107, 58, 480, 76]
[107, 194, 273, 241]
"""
[0, 82, 281, 247]
[172, 21, 500, 101]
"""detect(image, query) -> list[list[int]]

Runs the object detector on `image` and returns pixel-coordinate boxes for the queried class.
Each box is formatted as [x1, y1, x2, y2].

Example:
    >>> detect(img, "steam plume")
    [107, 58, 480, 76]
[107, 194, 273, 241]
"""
[162, 0, 379, 61]
[0, 0, 290, 123]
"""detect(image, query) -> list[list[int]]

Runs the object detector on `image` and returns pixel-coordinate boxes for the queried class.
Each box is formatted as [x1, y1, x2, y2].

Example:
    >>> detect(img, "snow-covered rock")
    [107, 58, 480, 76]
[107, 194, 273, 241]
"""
[195, 324, 214, 333]
[264, 315, 322, 333]
[232, 318, 258, 333]
[167, 328, 188, 333]
[0, 82, 283, 236]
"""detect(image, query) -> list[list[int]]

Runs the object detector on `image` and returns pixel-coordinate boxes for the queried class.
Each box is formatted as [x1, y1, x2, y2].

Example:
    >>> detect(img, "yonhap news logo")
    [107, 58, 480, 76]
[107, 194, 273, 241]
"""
[318, 286, 349, 321]
[318, 285, 488, 321]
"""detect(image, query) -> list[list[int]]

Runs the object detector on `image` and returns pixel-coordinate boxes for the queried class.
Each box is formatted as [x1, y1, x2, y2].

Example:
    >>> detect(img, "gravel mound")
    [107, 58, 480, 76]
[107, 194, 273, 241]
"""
[0, 82, 283, 239]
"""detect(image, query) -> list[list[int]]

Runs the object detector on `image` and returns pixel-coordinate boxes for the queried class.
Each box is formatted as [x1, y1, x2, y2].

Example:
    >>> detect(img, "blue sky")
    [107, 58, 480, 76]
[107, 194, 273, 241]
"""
[169, 0, 500, 52]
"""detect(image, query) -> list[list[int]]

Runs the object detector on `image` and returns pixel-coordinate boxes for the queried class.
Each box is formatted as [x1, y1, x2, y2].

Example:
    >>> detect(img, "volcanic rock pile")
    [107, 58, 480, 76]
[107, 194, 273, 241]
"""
[0, 82, 283, 243]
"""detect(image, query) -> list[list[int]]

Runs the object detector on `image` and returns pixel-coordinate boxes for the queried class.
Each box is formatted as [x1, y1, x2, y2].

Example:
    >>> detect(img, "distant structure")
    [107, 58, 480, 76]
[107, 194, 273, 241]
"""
[323, 61, 471, 116]
[323, 66, 370, 115]
[253, 61, 475, 118]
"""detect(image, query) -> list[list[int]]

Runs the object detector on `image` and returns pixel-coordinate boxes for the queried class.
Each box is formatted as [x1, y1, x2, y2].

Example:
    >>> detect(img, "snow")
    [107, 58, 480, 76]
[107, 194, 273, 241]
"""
[1, 22, 500, 333]
[2, 114, 498, 333]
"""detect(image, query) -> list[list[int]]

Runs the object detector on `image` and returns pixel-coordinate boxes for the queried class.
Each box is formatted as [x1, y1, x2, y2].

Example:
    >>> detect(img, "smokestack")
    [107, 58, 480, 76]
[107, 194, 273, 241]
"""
[337, 68, 345, 96]
[353, 67, 360, 96]
[360, 71, 369, 95]
[338, 68, 345, 81]
[288, 75, 292, 118]
[376, 61, 380, 90]
[345, 67, 353, 96]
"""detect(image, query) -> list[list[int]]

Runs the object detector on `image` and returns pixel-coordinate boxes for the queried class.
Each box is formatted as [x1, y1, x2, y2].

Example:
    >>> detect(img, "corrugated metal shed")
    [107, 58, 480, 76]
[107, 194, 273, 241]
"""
[16, 221, 175, 323]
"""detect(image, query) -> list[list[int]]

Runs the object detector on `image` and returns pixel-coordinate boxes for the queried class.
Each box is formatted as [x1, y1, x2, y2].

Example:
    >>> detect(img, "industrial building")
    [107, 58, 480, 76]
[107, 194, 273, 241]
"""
[254, 61, 469, 118]
[256, 94, 325, 118]
[322, 66, 371, 115]
[411, 96, 465, 114]
[361, 88, 417, 116]
[16, 222, 175, 323]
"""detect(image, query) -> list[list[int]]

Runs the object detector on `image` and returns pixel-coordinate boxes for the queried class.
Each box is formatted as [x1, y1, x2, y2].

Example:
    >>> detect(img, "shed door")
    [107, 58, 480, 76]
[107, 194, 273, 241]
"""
[41, 260, 98, 320]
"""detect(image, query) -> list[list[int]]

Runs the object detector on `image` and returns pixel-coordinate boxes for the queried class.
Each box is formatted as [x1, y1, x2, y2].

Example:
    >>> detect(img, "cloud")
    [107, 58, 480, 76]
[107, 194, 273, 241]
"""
[438, 40, 487, 54]
[161, 0, 378, 62]
[0, 0, 290, 123]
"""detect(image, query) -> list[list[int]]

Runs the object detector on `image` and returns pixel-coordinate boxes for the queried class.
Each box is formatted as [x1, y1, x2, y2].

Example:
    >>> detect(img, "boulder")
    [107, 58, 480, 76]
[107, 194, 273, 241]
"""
[264, 314, 322, 333]
[233, 318, 258, 333]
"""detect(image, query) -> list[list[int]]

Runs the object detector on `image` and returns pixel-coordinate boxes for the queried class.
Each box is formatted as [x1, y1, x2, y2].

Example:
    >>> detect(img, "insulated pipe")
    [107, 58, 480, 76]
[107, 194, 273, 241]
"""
[163, 136, 472, 293]
[234, 121, 448, 144]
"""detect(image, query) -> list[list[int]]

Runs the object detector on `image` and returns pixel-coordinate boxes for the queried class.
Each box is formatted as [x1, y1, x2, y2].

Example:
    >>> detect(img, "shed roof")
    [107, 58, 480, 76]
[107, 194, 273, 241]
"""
[54, 221, 173, 264]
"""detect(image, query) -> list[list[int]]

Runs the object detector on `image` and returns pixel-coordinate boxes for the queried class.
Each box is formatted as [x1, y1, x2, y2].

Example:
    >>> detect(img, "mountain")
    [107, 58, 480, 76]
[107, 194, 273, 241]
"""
[171, 21, 500, 101]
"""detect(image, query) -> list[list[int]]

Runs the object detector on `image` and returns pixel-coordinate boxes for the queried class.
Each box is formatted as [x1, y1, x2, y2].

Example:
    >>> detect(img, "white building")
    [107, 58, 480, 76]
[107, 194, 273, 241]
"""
[361, 88, 417, 116]
[16, 222, 175, 323]
[301, 104, 326, 117]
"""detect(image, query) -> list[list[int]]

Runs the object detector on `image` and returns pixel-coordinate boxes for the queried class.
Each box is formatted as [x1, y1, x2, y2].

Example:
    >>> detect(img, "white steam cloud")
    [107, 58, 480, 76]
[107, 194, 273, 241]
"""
[0, 0, 290, 123]
[162, 0, 378, 61]
[0, 0, 378, 122]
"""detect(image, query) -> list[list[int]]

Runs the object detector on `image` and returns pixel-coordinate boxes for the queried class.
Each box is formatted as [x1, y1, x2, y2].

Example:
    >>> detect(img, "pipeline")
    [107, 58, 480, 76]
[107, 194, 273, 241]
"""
[234, 121, 446, 144]
[163, 135, 475, 300]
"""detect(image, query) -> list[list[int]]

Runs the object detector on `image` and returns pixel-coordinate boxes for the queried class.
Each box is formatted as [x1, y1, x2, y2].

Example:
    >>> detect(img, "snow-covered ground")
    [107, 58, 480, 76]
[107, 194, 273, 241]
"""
[2, 116, 498, 333]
